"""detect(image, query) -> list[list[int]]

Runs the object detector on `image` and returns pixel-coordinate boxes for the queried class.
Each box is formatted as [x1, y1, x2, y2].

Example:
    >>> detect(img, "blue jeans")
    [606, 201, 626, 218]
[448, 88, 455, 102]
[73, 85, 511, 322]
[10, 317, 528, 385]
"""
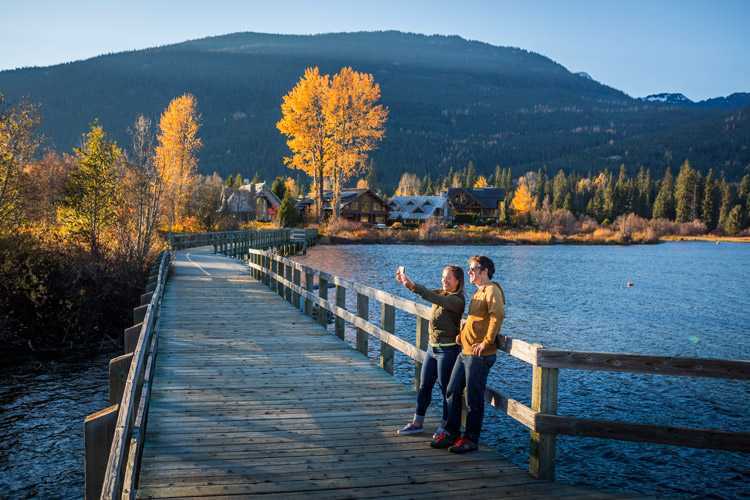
[444, 352, 497, 443]
[415, 345, 460, 422]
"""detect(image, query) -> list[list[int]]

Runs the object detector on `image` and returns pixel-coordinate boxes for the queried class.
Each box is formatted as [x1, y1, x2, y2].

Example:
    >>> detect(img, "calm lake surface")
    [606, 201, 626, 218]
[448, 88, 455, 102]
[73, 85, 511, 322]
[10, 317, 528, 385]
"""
[292, 241, 750, 500]
[1, 242, 747, 500]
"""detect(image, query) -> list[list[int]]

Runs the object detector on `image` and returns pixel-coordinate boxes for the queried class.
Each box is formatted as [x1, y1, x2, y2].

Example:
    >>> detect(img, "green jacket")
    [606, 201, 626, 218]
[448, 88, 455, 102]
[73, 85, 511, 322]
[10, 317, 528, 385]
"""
[408, 283, 465, 345]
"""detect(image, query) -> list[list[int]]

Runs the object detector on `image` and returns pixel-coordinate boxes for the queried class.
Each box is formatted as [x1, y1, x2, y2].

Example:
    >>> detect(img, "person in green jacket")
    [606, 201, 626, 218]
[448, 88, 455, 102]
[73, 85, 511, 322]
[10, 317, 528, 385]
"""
[395, 265, 466, 438]
[431, 254, 505, 453]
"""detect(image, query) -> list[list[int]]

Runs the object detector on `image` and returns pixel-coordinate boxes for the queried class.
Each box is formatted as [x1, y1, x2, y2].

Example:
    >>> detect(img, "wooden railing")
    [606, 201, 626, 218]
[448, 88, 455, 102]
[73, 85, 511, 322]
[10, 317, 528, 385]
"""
[169, 228, 319, 255]
[239, 247, 750, 481]
[84, 248, 171, 500]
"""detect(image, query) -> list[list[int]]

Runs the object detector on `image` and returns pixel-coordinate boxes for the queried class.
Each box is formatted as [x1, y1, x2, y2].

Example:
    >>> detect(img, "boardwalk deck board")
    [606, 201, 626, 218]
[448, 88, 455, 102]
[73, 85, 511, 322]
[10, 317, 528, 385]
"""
[135, 248, 669, 499]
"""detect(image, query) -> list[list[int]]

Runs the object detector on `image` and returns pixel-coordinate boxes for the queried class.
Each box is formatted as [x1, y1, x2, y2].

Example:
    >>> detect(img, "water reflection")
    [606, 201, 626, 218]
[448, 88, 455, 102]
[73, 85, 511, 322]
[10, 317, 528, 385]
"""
[292, 242, 750, 500]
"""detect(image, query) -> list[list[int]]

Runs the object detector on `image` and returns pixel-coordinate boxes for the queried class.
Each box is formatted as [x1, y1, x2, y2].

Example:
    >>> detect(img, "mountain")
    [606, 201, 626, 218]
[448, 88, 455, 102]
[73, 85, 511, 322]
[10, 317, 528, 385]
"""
[639, 93, 695, 106]
[639, 92, 750, 110]
[0, 31, 748, 188]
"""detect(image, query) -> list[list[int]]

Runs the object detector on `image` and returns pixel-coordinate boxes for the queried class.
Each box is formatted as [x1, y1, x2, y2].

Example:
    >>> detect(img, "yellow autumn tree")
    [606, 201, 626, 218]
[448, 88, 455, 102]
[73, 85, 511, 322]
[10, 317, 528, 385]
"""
[474, 175, 489, 188]
[510, 184, 538, 225]
[277, 68, 331, 221]
[154, 94, 202, 236]
[325, 67, 388, 218]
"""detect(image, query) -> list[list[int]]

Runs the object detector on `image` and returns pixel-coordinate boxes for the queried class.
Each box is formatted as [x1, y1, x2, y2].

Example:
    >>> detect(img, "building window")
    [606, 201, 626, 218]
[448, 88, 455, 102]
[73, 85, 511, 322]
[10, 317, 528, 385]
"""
[361, 215, 369, 223]
[459, 195, 467, 204]
[375, 216, 385, 223]
[373, 204, 381, 211]
[349, 202, 359, 211]
[362, 200, 371, 212]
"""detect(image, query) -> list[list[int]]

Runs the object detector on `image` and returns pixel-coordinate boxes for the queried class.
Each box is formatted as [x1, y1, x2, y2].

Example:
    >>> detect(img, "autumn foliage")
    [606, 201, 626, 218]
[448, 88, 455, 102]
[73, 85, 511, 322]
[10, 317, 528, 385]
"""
[277, 67, 387, 220]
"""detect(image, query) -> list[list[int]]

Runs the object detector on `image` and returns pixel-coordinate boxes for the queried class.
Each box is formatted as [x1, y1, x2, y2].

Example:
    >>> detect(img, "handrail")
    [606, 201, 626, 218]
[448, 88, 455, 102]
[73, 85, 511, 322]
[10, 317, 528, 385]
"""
[100, 248, 171, 500]
[239, 247, 750, 481]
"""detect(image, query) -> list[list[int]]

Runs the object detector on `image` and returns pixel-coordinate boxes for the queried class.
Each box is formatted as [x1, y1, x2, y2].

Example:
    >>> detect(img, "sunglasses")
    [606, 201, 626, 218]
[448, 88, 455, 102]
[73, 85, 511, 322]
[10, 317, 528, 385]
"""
[468, 265, 482, 272]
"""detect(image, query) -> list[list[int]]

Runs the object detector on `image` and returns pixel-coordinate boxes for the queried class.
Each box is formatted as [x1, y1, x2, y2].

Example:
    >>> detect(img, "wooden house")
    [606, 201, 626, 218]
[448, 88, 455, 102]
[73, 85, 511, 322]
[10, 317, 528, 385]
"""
[445, 187, 506, 220]
[297, 189, 390, 224]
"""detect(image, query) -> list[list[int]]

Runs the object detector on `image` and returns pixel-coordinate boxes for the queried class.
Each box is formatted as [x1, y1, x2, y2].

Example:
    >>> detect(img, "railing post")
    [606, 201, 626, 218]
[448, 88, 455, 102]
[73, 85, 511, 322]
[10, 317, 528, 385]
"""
[109, 353, 133, 405]
[270, 257, 277, 293]
[84, 405, 118, 500]
[415, 317, 429, 391]
[356, 293, 369, 357]
[285, 263, 293, 303]
[317, 277, 329, 328]
[277, 259, 285, 299]
[293, 267, 301, 309]
[529, 361, 559, 481]
[305, 271, 314, 318]
[335, 285, 346, 340]
[380, 303, 395, 375]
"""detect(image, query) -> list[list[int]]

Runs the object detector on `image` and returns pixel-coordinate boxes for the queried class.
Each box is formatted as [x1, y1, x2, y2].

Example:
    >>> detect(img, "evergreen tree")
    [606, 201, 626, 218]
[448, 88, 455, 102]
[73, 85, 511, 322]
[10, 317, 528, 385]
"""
[271, 176, 287, 200]
[225, 176, 234, 187]
[551, 170, 567, 210]
[252, 171, 261, 183]
[233, 173, 243, 188]
[652, 167, 676, 220]
[725, 205, 745, 236]
[277, 191, 302, 228]
[701, 169, 719, 230]
[365, 159, 377, 192]
[717, 179, 735, 231]
[674, 159, 702, 222]
[59, 123, 121, 256]
[445, 166, 454, 190]
[502, 168, 513, 195]
[563, 192, 574, 213]
[465, 161, 477, 189]
[494, 165, 502, 188]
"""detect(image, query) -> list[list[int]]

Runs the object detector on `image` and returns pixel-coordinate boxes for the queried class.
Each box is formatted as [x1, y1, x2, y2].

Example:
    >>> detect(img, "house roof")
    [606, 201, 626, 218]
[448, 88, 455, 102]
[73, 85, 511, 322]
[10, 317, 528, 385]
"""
[446, 187, 505, 208]
[389, 195, 448, 220]
[296, 189, 388, 211]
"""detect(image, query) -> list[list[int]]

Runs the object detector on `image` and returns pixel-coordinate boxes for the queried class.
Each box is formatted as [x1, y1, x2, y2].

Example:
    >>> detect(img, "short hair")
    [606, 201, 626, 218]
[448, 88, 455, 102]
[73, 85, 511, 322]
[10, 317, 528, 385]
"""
[469, 254, 495, 279]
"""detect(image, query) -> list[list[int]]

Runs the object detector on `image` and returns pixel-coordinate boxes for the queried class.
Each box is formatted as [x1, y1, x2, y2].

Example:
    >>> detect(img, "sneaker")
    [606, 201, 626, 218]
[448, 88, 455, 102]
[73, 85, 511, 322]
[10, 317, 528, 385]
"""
[397, 423, 424, 435]
[429, 432, 456, 449]
[449, 437, 478, 454]
[433, 426, 446, 439]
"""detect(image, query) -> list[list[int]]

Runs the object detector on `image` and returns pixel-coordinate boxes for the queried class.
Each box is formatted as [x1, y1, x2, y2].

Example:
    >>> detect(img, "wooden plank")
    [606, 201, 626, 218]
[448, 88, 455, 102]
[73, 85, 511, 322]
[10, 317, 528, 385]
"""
[535, 413, 750, 452]
[537, 349, 750, 380]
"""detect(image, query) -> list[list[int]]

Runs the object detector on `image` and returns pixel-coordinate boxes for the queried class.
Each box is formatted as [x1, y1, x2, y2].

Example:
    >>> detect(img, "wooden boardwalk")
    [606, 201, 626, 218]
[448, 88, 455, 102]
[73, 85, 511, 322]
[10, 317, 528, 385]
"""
[136, 248, 666, 499]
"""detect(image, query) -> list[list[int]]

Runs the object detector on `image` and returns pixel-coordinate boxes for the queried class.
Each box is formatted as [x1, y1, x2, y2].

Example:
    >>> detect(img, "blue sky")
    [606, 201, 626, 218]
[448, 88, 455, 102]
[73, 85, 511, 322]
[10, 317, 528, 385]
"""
[1, 0, 748, 101]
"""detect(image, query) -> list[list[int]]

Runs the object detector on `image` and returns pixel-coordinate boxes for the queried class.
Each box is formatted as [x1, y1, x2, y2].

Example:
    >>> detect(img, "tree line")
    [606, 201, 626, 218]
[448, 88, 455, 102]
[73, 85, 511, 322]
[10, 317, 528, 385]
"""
[394, 160, 750, 235]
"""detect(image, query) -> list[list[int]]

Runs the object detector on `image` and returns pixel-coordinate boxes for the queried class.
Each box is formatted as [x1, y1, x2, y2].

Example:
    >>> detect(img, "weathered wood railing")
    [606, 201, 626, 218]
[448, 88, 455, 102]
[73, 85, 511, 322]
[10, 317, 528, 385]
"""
[238, 247, 750, 482]
[169, 228, 319, 255]
[84, 248, 171, 500]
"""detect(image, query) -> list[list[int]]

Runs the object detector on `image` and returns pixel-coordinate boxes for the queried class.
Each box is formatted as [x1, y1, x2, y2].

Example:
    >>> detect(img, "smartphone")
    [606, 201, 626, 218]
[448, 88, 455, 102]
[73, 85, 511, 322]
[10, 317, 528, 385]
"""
[398, 266, 405, 275]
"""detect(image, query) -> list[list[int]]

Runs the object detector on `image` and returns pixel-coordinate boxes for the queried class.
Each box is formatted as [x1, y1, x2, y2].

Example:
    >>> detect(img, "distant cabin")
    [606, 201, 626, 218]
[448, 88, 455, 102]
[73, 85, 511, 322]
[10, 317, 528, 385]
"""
[445, 187, 505, 221]
[389, 195, 450, 224]
[297, 189, 389, 224]
[220, 182, 281, 222]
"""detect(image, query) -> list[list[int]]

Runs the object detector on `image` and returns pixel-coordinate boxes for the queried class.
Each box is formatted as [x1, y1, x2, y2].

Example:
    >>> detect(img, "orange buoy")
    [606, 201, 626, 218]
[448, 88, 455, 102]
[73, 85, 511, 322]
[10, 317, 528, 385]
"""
[627, 282, 635, 287]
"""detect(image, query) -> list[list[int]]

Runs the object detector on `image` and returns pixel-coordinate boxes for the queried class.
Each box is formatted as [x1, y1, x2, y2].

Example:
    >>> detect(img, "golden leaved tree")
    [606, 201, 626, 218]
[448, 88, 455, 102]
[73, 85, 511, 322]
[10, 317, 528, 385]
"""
[277, 68, 331, 221]
[278, 67, 387, 221]
[154, 94, 202, 236]
[510, 184, 538, 225]
[325, 67, 387, 218]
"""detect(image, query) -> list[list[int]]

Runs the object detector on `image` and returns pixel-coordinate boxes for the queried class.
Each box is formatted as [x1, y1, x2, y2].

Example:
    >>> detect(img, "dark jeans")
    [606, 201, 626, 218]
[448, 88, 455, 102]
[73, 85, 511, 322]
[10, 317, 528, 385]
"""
[415, 345, 460, 422]
[444, 352, 497, 443]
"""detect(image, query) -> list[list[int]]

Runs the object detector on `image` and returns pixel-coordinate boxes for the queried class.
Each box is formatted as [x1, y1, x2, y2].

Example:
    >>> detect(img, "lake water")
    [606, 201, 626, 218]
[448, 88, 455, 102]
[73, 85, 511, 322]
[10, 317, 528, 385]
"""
[292, 241, 750, 500]
[0, 351, 113, 500]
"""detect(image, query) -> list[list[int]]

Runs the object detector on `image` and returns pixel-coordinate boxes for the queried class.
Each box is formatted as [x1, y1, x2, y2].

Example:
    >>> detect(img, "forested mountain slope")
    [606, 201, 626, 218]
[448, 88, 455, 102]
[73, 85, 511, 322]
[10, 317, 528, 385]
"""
[1, 31, 747, 188]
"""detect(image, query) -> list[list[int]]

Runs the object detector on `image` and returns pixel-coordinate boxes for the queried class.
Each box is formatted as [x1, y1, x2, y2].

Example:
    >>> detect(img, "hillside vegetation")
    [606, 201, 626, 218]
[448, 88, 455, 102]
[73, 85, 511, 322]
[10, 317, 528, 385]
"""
[0, 31, 748, 192]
